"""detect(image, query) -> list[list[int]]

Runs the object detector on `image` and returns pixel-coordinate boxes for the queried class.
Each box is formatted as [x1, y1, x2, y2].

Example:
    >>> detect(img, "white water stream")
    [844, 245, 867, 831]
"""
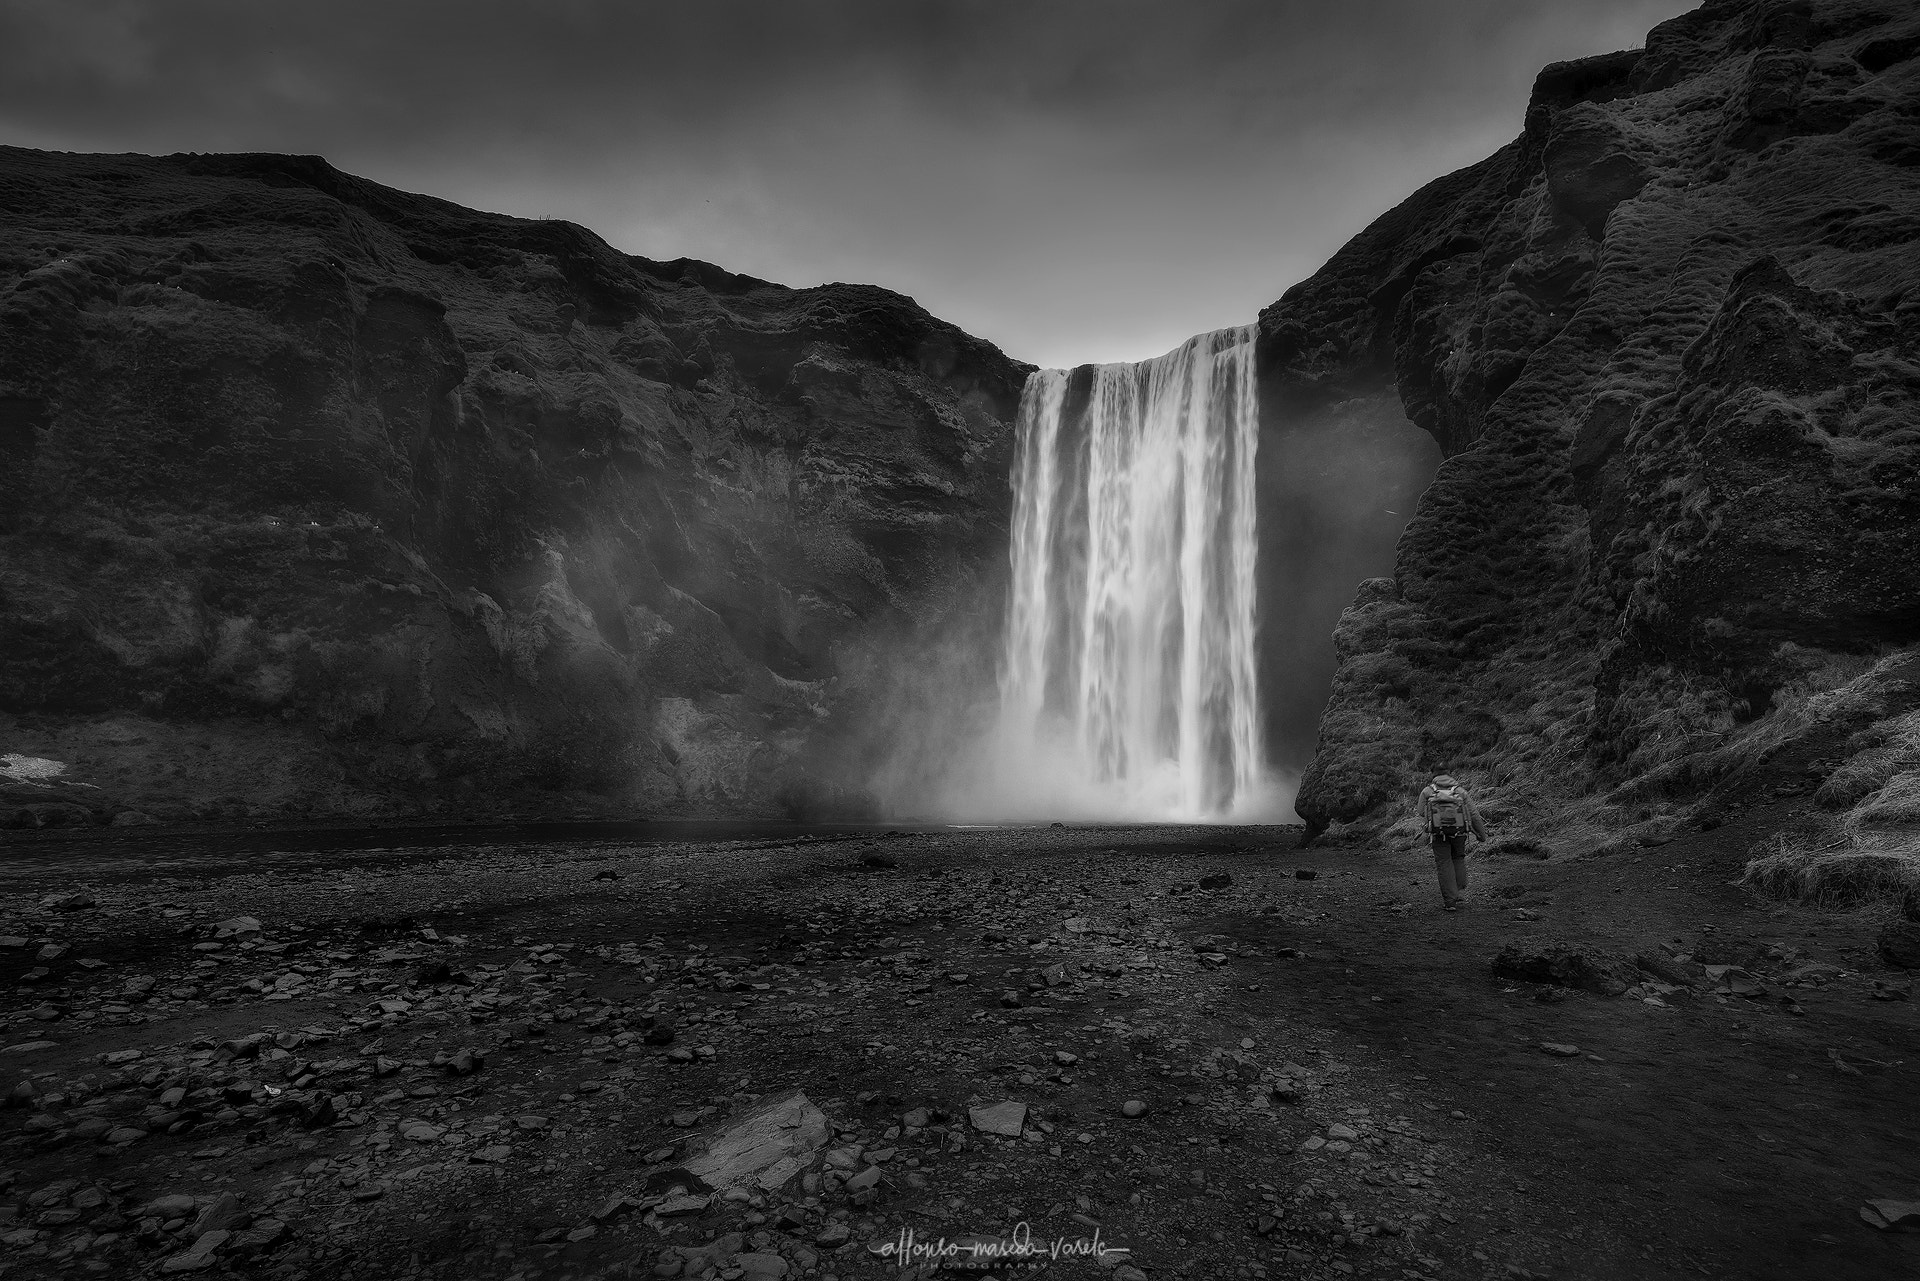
[995, 325, 1270, 820]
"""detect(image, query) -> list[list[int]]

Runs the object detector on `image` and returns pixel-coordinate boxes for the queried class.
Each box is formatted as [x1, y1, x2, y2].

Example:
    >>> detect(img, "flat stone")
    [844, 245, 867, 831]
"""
[1862, 1199, 1920, 1230]
[656, 1194, 710, 1217]
[191, 1192, 244, 1237]
[684, 1091, 831, 1193]
[1539, 1043, 1581, 1057]
[969, 1101, 1027, 1136]
[159, 1228, 230, 1273]
[1327, 1123, 1359, 1140]
[590, 1193, 637, 1221]
[736, 1251, 790, 1279]
[1, 1041, 57, 1054]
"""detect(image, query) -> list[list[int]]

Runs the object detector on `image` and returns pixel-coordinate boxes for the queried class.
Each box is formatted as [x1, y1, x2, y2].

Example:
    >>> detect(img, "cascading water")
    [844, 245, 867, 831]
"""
[995, 325, 1269, 820]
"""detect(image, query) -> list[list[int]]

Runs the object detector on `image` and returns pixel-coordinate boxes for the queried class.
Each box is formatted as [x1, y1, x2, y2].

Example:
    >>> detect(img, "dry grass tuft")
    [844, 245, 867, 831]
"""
[1480, 835, 1550, 859]
[1743, 832, 1920, 911]
[1819, 709, 1920, 808]
[1847, 770, 1920, 837]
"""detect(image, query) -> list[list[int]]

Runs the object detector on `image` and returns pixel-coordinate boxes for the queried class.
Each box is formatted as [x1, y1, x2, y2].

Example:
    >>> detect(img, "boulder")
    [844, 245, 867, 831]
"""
[1492, 944, 1637, 995]
[1635, 952, 1707, 987]
[1878, 921, 1920, 969]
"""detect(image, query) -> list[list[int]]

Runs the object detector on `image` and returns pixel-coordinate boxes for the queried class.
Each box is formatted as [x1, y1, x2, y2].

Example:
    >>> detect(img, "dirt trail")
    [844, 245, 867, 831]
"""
[0, 818, 1914, 1281]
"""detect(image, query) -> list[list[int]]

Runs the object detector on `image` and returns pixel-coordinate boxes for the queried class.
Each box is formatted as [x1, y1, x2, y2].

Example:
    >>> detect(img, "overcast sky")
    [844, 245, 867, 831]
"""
[1, 0, 1693, 368]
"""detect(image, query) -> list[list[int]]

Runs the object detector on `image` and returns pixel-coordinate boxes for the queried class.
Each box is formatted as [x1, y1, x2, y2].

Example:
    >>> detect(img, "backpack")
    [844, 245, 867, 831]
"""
[1428, 787, 1468, 836]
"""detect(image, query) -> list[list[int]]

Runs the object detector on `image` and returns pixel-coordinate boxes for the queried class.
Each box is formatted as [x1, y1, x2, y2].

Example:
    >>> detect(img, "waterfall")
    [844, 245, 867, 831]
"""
[998, 325, 1266, 820]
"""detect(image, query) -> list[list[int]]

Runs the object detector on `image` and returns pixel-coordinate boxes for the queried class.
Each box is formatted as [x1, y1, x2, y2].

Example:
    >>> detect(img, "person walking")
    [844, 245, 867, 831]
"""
[1418, 773, 1487, 911]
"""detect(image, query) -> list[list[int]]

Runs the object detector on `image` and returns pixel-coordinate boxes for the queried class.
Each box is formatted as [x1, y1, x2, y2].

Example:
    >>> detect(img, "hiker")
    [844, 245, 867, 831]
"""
[1418, 773, 1487, 911]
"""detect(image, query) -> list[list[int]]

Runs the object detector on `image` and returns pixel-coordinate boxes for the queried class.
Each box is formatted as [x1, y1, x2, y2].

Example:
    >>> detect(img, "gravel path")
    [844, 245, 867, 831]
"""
[0, 819, 1915, 1280]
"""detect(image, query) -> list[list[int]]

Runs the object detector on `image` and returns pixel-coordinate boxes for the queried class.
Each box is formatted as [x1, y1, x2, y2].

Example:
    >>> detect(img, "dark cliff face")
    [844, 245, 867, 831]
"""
[1264, 0, 1920, 834]
[0, 148, 1028, 823]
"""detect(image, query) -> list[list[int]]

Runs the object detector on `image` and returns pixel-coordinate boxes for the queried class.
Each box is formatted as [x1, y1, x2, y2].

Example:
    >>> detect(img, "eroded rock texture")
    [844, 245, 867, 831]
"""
[0, 149, 1026, 822]
[1271, 0, 1920, 832]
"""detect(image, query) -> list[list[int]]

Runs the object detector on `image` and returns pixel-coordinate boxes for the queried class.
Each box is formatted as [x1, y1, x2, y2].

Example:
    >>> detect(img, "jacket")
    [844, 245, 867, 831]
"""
[1417, 783, 1488, 840]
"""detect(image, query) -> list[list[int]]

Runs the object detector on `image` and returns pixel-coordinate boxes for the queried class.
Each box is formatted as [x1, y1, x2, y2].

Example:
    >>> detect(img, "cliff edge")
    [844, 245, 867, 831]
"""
[0, 148, 1028, 824]
[1262, 0, 1920, 854]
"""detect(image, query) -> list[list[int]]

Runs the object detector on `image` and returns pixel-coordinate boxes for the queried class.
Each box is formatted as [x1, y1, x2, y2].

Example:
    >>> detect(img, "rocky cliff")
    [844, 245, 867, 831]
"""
[0, 148, 1027, 824]
[1263, 0, 1920, 846]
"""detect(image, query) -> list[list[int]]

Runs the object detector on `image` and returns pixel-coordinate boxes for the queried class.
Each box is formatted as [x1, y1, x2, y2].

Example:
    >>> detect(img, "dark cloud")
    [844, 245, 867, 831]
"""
[0, 0, 1693, 365]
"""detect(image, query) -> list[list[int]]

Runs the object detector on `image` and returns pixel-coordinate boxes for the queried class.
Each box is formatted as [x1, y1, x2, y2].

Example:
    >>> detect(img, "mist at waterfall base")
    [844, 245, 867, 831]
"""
[933, 327, 1298, 825]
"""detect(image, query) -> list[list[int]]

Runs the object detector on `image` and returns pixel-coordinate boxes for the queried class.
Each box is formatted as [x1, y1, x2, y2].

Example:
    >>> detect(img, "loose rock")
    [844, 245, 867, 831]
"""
[969, 1101, 1028, 1136]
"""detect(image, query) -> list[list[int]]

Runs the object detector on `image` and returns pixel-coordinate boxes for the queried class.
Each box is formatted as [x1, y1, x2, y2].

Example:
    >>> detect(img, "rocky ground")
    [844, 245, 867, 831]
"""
[0, 799, 1917, 1281]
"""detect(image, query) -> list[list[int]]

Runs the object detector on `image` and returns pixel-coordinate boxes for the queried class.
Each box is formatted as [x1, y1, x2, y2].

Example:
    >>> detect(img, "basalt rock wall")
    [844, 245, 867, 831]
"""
[1264, 0, 1920, 833]
[0, 148, 1028, 824]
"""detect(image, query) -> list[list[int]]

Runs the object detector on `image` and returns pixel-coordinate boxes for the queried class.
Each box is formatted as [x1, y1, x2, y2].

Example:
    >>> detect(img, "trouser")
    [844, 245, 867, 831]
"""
[1432, 835, 1469, 904]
